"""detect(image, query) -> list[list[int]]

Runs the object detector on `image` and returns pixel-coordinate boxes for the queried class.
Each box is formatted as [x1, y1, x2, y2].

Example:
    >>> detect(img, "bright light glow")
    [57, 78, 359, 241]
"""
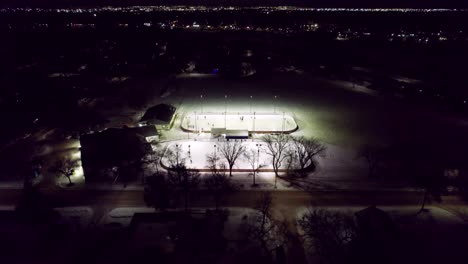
[182, 113, 297, 133]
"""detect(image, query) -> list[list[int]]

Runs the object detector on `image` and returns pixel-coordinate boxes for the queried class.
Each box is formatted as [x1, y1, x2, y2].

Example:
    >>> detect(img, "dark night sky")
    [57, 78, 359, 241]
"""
[2, 0, 468, 8]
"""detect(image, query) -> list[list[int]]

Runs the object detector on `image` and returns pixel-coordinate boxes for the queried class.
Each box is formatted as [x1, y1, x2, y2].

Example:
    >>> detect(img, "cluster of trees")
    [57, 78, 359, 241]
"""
[246, 192, 288, 263]
[210, 135, 326, 188]
[144, 135, 325, 209]
[262, 134, 326, 188]
[358, 142, 468, 212]
[299, 209, 357, 264]
[298, 207, 401, 264]
[144, 143, 237, 212]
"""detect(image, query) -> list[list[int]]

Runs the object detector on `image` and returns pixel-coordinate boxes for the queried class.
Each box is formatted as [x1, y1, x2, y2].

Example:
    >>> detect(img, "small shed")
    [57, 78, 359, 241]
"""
[210, 128, 249, 139]
[225, 129, 249, 140]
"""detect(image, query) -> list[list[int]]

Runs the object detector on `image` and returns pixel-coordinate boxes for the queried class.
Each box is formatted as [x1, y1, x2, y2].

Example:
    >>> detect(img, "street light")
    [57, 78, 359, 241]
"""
[274, 95, 277, 113]
[282, 111, 285, 132]
[200, 94, 204, 114]
[256, 143, 262, 172]
[225, 94, 228, 129]
[250, 95, 253, 113]
[194, 111, 197, 132]
[175, 144, 180, 165]
[253, 112, 256, 135]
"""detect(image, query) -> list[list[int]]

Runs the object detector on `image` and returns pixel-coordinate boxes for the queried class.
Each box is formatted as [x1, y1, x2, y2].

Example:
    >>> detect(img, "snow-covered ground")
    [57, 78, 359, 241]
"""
[99, 207, 156, 228]
[54, 206, 94, 232]
[5, 70, 468, 189]
[161, 140, 279, 171]
[158, 139, 372, 190]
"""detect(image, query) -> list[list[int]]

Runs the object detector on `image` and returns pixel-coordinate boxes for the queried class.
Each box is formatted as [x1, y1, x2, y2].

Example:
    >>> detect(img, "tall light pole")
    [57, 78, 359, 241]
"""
[256, 143, 262, 172]
[225, 94, 228, 129]
[200, 94, 204, 114]
[253, 112, 256, 135]
[175, 144, 181, 165]
[194, 111, 197, 132]
[282, 111, 285, 132]
[250, 95, 253, 113]
[274, 95, 277, 113]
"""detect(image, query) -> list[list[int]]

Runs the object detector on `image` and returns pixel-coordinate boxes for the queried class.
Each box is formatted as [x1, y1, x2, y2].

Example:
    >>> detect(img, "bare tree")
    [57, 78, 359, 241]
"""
[299, 208, 357, 264]
[141, 141, 164, 176]
[358, 145, 383, 178]
[243, 149, 265, 187]
[410, 164, 447, 214]
[217, 140, 246, 177]
[166, 143, 186, 169]
[167, 165, 200, 212]
[166, 144, 187, 184]
[262, 134, 291, 188]
[204, 153, 236, 210]
[204, 172, 236, 211]
[206, 152, 224, 175]
[144, 173, 173, 211]
[51, 158, 79, 186]
[248, 192, 288, 261]
[291, 136, 326, 177]
[400, 143, 448, 214]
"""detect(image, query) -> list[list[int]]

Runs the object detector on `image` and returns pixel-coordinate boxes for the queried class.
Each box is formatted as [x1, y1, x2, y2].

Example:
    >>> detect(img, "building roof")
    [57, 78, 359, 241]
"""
[225, 129, 249, 139]
[80, 127, 151, 177]
[131, 125, 158, 138]
[355, 206, 397, 239]
[140, 103, 176, 124]
[211, 128, 249, 139]
[128, 213, 181, 254]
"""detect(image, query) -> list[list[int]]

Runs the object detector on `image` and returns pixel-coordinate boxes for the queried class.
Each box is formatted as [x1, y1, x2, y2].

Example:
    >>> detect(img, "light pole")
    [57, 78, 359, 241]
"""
[250, 95, 253, 113]
[274, 95, 277, 113]
[282, 111, 285, 132]
[214, 144, 217, 159]
[253, 112, 256, 135]
[175, 144, 180, 165]
[225, 94, 228, 129]
[194, 111, 197, 132]
[256, 143, 262, 175]
[200, 94, 204, 114]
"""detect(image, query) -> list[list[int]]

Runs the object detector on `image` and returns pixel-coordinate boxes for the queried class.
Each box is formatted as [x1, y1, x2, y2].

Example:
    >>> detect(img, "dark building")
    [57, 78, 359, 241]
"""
[139, 103, 176, 130]
[353, 206, 400, 264]
[355, 205, 398, 238]
[127, 211, 226, 263]
[80, 126, 157, 183]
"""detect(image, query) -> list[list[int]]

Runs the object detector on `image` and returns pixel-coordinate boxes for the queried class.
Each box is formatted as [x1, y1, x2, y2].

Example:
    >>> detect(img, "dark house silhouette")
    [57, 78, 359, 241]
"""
[80, 126, 156, 183]
[353, 206, 400, 264]
[127, 211, 226, 263]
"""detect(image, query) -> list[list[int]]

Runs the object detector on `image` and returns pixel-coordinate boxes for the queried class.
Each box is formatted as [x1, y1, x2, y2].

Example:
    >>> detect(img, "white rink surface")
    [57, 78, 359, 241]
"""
[181, 112, 297, 132]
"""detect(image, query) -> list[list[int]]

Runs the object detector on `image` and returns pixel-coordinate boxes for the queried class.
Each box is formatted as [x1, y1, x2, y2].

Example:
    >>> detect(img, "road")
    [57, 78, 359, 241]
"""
[1, 187, 466, 264]
[1, 187, 465, 209]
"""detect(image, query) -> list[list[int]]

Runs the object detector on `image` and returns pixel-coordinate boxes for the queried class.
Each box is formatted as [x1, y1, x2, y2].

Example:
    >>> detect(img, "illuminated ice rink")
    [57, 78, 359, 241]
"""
[181, 112, 297, 133]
